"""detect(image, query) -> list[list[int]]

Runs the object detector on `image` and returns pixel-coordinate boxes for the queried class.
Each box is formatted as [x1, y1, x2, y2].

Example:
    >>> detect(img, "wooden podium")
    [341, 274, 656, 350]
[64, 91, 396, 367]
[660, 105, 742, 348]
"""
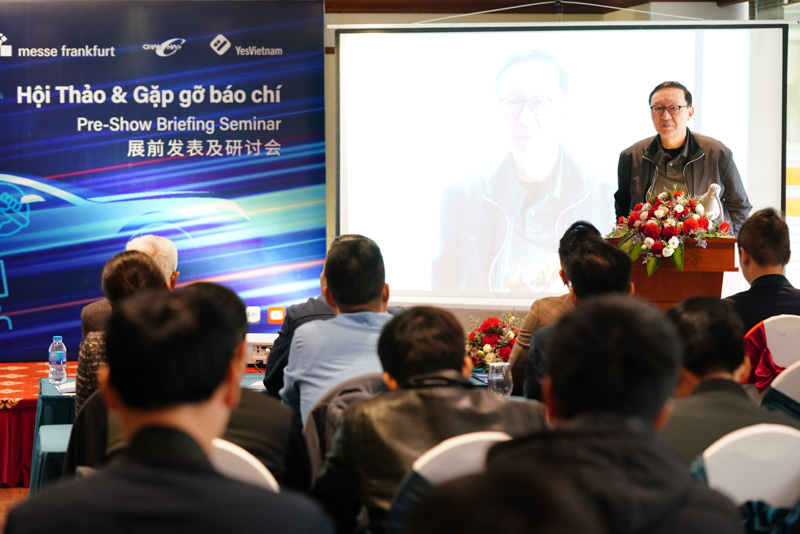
[606, 237, 738, 310]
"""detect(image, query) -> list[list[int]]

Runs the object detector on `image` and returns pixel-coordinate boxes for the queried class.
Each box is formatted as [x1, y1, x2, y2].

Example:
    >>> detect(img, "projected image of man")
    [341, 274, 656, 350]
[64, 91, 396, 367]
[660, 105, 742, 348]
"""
[615, 81, 751, 234]
[432, 50, 598, 293]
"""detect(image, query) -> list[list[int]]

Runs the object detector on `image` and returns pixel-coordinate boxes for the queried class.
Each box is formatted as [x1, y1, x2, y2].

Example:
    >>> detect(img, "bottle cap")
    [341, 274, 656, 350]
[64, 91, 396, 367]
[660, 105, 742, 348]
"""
[53, 336, 62, 342]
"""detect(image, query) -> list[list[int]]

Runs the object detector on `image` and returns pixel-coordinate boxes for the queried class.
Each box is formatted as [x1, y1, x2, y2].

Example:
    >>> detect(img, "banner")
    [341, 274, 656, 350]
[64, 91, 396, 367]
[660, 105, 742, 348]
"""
[0, 1, 325, 362]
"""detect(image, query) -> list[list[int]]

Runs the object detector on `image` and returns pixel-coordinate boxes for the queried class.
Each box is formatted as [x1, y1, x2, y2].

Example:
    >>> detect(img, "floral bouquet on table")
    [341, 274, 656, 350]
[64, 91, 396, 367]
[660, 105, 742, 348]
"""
[465, 312, 521, 372]
[608, 186, 732, 276]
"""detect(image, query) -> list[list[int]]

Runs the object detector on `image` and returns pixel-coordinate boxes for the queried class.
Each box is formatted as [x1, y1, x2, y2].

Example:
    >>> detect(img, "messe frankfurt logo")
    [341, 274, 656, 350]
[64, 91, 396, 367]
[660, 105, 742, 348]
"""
[0, 34, 12, 57]
[142, 38, 185, 57]
[210, 34, 231, 55]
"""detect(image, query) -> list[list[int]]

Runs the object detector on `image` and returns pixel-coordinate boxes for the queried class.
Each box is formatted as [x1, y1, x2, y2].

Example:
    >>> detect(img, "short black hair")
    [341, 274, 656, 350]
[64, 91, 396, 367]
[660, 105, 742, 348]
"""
[557, 221, 602, 277]
[496, 50, 569, 95]
[105, 288, 242, 409]
[549, 295, 681, 421]
[324, 236, 385, 309]
[568, 239, 632, 300]
[666, 296, 745, 376]
[101, 250, 168, 308]
[737, 208, 790, 267]
[378, 307, 464, 384]
[179, 283, 248, 342]
[649, 81, 693, 107]
[408, 468, 606, 534]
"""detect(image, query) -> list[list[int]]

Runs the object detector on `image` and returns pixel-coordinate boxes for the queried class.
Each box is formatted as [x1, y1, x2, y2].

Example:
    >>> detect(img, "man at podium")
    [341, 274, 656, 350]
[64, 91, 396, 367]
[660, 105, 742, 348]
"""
[615, 81, 751, 235]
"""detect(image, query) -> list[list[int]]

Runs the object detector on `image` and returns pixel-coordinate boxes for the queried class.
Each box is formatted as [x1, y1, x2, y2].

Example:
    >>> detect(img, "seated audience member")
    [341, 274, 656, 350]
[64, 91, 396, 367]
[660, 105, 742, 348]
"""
[489, 296, 743, 534]
[264, 235, 403, 397]
[80, 234, 179, 341]
[725, 208, 800, 332]
[661, 296, 800, 464]
[524, 238, 632, 399]
[281, 235, 392, 424]
[65, 283, 311, 492]
[76, 250, 170, 412]
[408, 469, 607, 534]
[315, 306, 546, 534]
[6, 289, 332, 534]
[508, 221, 602, 393]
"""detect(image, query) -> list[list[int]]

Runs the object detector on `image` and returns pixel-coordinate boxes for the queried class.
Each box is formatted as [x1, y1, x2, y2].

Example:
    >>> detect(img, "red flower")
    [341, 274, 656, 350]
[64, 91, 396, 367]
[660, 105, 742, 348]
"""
[688, 199, 697, 209]
[498, 345, 512, 362]
[662, 225, 680, 240]
[628, 212, 641, 229]
[482, 333, 500, 347]
[683, 218, 699, 235]
[618, 216, 626, 226]
[650, 241, 666, 255]
[674, 191, 684, 198]
[719, 221, 730, 235]
[634, 203, 644, 211]
[480, 318, 501, 331]
[509, 337, 516, 347]
[642, 222, 661, 240]
[468, 331, 476, 341]
[697, 217, 710, 231]
[647, 208, 658, 220]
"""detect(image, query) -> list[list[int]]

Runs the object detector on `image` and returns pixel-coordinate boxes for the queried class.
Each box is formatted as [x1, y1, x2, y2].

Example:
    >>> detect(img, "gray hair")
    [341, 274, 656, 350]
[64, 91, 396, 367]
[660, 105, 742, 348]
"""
[126, 235, 178, 282]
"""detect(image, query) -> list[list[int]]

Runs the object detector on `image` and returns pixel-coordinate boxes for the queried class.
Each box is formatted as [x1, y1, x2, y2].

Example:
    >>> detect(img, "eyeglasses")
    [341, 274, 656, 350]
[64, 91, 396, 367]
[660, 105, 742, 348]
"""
[650, 105, 690, 116]
[500, 96, 553, 117]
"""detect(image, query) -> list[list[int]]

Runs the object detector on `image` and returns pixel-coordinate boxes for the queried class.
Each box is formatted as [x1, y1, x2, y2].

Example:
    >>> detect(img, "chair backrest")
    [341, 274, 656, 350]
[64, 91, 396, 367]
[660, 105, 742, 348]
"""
[703, 424, 800, 508]
[769, 360, 800, 403]
[387, 431, 512, 534]
[210, 438, 280, 492]
[763, 315, 800, 368]
[411, 431, 512, 483]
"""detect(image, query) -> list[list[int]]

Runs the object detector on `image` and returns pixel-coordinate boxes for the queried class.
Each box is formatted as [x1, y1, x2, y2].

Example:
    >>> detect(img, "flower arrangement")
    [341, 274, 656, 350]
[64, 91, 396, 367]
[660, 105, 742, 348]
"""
[608, 187, 732, 276]
[465, 311, 521, 371]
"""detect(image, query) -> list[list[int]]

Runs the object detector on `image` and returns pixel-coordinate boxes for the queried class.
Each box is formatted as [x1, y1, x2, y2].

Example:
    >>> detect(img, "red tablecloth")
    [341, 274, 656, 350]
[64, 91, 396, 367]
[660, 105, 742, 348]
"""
[0, 362, 78, 487]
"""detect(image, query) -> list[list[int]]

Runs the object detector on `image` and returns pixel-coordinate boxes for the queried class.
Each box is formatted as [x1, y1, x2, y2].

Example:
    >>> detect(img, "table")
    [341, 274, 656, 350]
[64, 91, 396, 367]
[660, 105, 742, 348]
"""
[29, 424, 73, 494]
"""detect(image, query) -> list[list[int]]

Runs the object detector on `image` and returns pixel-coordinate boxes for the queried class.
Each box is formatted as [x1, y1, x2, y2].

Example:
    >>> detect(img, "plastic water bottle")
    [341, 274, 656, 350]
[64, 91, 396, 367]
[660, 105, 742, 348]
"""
[48, 336, 67, 385]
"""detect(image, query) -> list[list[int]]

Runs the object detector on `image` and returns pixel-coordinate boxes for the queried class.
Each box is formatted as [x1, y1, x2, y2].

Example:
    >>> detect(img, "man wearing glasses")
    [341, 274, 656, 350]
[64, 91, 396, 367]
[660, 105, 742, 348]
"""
[615, 81, 751, 234]
[432, 50, 599, 292]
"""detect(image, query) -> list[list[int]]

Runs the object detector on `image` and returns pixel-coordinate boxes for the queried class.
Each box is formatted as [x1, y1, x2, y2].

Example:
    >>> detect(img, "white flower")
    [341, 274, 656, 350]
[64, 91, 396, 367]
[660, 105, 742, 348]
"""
[693, 214, 701, 221]
[483, 344, 493, 353]
[654, 208, 667, 219]
[676, 196, 686, 206]
[506, 331, 516, 339]
[668, 236, 681, 249]
[658, 192, 669, 201]
[644, 237, 654, 249]
[674, 204, 684, 214]
[677, 222, 684, 231]
[642, 203, 652, 211]
[639, 211, 648, 221]
[662, 246, 675, 258]
[696, 203, 705, 216]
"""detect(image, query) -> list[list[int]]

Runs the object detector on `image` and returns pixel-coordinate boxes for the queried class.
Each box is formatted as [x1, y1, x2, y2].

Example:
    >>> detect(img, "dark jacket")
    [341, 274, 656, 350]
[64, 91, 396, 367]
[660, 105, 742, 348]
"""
[661, 378, 800, 465]
[488, 414, 743, 534]
[433, 151, 597, 292]
[725, 274, 800, 334]
[315, 370, 546, 534]
[615, 129, 751, 235]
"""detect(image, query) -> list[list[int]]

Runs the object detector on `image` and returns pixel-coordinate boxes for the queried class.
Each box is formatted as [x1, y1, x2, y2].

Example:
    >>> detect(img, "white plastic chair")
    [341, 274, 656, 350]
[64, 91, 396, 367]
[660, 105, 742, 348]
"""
[703, 424, 800, 508]
[209, 438, 279, 492]
[387, 431, 512, 534]
[762, 315, 800, 368]
[768, 360, 800, 403]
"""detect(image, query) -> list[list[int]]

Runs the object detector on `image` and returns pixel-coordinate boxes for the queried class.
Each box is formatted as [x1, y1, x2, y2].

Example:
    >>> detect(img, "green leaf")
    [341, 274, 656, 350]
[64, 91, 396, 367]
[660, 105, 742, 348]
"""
[646, 255, 661, 277]
[671, 243, 685, 271]
[617, 233, 635, 254]
[630, 244, 643, 262]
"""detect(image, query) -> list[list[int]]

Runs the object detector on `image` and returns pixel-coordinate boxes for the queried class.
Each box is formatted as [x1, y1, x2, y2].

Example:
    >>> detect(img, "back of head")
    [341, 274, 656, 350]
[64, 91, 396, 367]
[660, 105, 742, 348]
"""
[105, 288, 242, 410]
[409, 468, 606, 534]
[324, 236, 385, 309]
[568, 239, 632, 300]
[179, 283, 248, 343]
[558, 221, 602, 274]
[666, 296, 745, 376]
[378, 307, 464, 384]
[549, 295, 681, 421]
[737, 208, 790, 267]
[101, 250, 169, 308]
[126, 235, 178, 281]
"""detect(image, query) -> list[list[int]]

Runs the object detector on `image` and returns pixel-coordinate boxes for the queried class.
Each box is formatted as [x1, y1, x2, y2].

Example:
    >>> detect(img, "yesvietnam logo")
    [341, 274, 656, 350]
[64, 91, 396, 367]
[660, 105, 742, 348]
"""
[0, 33, 12, 57]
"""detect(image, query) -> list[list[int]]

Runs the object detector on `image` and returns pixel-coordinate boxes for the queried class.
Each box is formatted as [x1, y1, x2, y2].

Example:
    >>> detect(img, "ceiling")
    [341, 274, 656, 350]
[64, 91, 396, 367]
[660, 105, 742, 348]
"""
[325, 0, 747, 15]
